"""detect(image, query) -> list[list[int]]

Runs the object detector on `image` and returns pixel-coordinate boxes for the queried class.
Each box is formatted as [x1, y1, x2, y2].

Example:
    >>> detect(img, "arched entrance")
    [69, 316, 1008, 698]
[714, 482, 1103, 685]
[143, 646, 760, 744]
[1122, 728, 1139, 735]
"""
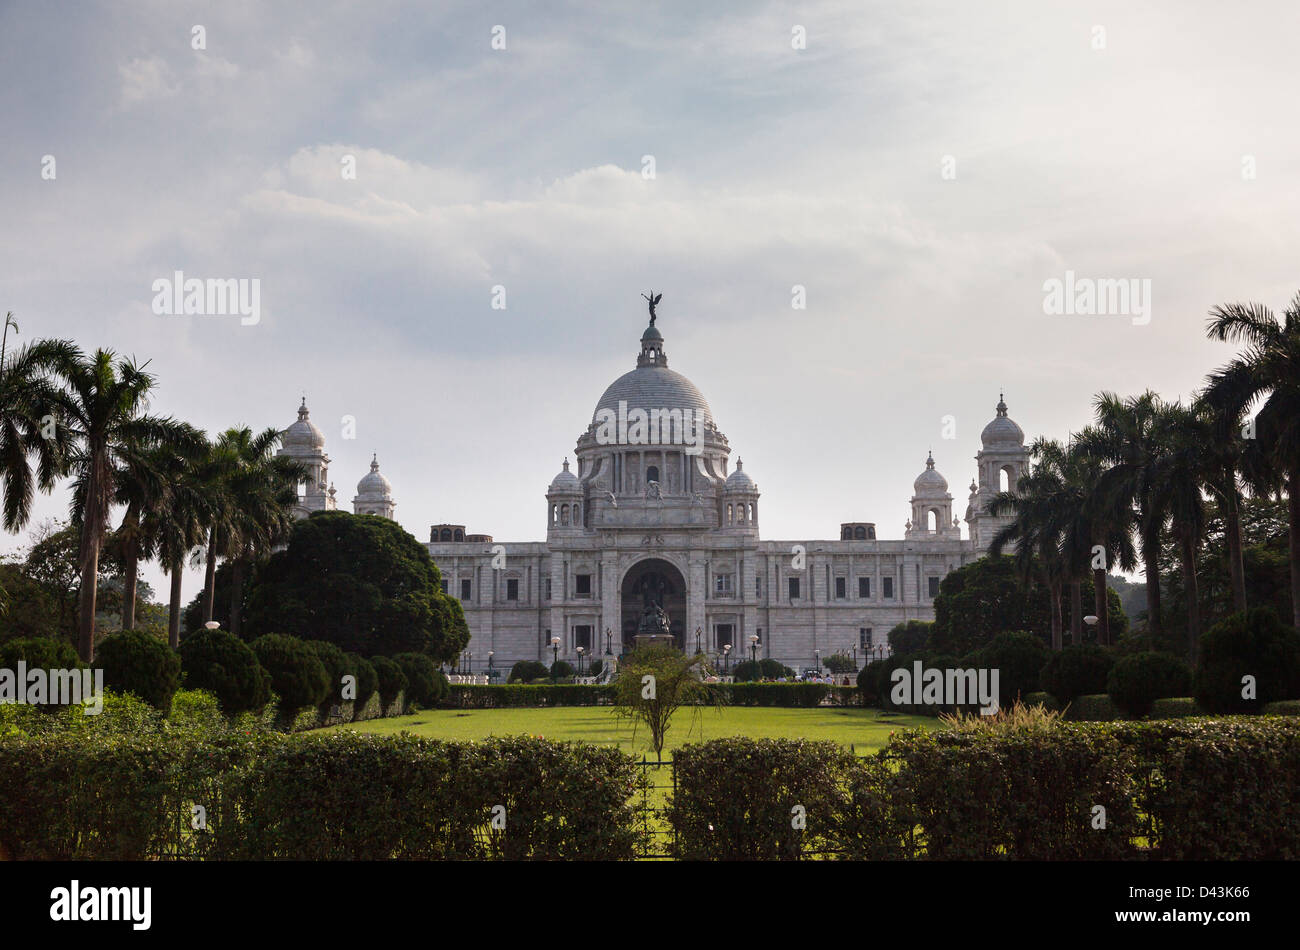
[621, 558, 687, 651]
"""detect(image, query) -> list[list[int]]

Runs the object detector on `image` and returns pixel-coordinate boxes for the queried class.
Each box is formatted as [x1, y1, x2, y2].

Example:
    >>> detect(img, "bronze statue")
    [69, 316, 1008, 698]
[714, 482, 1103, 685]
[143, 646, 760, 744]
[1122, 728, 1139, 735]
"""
[641, 291, 662, 325]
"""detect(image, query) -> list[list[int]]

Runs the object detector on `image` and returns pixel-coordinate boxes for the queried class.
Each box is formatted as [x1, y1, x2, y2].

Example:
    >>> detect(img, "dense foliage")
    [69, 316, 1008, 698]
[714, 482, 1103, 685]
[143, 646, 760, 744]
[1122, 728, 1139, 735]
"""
[94, 629, 181, 711]
[177, 628, 270, 715]
[369, 655, 408, 712]
[507, 660, 549, 684]
[1194, 607, 1300, 713]
[1038, 644, 1115, 705]
[250, 634, 330, 714]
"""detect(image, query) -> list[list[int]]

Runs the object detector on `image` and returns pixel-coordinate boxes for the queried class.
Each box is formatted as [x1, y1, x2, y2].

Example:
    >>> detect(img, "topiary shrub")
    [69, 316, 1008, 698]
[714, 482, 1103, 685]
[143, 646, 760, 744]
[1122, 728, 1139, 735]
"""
[394, 653, 444, 709]
[94, 629, 181, 711]
[251, 635, 330, 718]
[369, 656, 408, 713]
[1107, 651, 1192, 718]
[178, 628, 270, 715]
[303, 640, 353, 709]
[1039, 645, 1115, 706]
[0, 636, 81, 671]
[1064, 693, 1123, 721]
[550, 660, 576, 680]
[856, 659, 886, 702]
[508, 660, 548, 684]
[587, 659, 604, 679]
[965, 631, 1049, 711]
[1148, 697, 1205, 719]
[1022, 690, 1061, 711]
[346, 653, 377, 716]
[1194, 607, 1300, 714]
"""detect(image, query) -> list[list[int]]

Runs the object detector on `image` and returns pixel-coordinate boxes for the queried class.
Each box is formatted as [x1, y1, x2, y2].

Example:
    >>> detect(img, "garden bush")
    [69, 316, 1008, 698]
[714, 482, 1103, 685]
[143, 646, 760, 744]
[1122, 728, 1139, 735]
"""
[1022, 691, 1061, 711]
[508, 660, 549, 684]
[1148, 697, 1204, 719]
[368, 655, 408, 713]
[1039, 645, 1114, 705]
[445, 683, 614, 708]
[549, 660, 576, 680]
[0, 636, 81, 671]
[304, 640, 353, 709]
[1194, 607, 1300, 714]
[724, 682, 829, 707]
[1065, 693, 1123, 721]
[394, 652, 445, 709]
[95, 629, 181, 711]
[178, 628, 270, 715]
[964, 631, 1049, 711]
[251, 634, 330, 718]
[1108, 651, 1192, 718]
[346, 653, 377, 716]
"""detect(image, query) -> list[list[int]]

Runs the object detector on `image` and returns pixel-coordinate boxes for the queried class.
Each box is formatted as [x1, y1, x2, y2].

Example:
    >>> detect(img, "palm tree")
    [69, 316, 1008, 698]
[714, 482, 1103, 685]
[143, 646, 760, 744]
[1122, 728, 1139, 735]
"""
[0, 314, 78, 531]
[200, 427, 305, 635]
[1076, 391, 1168, 638]
[112, 427, 205, 630]
[1204, 292, 1300, 627]
[146, 433, 213, 647]
[52, 349, 192, 661]
[1152, 401, 1211, 658]
[989, 438, 1073, 649]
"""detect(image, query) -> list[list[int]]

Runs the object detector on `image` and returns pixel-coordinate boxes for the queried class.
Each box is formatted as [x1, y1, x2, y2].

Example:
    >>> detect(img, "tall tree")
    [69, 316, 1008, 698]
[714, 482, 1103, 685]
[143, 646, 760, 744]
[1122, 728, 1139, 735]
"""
[1153, 401, 1211, 659]
[52, 349, 191, 661]
[148, 433, 213, 647]
[0, 314, 78, 532]
[1204, 292, 1300, 627]
[1077, 391, 1169, 639]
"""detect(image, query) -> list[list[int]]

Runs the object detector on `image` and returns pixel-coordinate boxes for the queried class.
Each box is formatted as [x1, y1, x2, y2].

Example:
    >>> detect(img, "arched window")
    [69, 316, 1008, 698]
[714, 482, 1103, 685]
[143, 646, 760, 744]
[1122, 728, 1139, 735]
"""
[560, 504, 569, 525]
[453, 529, 464, 541]
[573, 502, 581, 524]
[854, 526, 866, 540]
[927, 509, 939, 531]
[748, 503, 755, 522]
[727, 504, 734, 525]
[440, 528, 453, 542]
[999, 465, 1015, 493]
[646, 465, 659, 485]
[842, 527, 851, 540]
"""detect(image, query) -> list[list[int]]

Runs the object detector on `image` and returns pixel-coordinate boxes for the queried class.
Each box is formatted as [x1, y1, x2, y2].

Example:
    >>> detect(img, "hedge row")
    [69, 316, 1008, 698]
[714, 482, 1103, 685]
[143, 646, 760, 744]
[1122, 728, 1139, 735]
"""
[442, 682, 859, 708]
[0, 732, 643, 860]
[670, 719, 1300, 860]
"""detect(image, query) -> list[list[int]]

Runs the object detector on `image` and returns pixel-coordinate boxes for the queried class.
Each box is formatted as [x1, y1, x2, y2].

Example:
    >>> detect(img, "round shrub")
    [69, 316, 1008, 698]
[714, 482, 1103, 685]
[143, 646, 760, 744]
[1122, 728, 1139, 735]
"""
[587, 659, 604, 679]
[345, 652, 377, 713]
[856, 659, 886, 699]
[95, 629, 181, 711]
[508, 660, 548, 684]
[394, 652, 445, 708]
[304, 640, 354, 707]
[1040, 645, 1115, 705]
[251, 634, 330, 714]
[966, 631, 1050, 711]
[550, 659, 576, 680]
[178, 629, 270, 715]
[1107, 651, 1192, 718]
[369, 655, 408, 712]
[1194, 607, 1300, 713]
[0, 636, 81, 671]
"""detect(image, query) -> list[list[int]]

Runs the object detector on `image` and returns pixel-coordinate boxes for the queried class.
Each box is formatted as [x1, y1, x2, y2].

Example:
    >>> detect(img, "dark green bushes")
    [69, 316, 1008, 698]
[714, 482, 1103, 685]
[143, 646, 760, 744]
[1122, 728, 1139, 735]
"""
[507, 660, 548, 684]
[369, 655, 408, 713]
[251, 634, 330, 715]
[1107, 652, 1192, 718]
[724, 683, 829, 707]
[1195, 608, 1300, 713]
[393, 652, 446, 709]
[95, 630, 182, 711]
[1039, 645, 1114, 705]
[178, 629, 270, 715]
[445, 683, 614, 708]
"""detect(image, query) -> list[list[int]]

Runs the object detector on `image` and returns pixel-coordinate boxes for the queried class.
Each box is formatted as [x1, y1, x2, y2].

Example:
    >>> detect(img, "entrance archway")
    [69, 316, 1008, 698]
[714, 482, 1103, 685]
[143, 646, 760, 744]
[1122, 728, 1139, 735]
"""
[621, 558, 687, 651]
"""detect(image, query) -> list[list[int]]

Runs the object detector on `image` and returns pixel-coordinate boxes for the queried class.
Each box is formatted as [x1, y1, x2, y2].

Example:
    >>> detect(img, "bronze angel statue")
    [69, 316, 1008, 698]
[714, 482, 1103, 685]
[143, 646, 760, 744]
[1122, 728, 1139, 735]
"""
[642, 291, 662, 325]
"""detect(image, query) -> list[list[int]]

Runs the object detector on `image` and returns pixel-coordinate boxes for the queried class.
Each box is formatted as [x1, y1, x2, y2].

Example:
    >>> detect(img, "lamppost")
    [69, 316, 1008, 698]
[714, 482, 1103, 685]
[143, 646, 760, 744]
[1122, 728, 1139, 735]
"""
[1084, 615, 1099, 646]
[204, 621, 220, 631]
[749, 634, 759, 672]
[605, 627, 613, 656]
[466, 651, 472, 675]
[551, 636, 560, 666]
[695, 626, 702, 655]
[814, 648, 820, 675]
[852, 645, 858, 671]
[723, 643, 732, 673]
[576, 646, 585, 675]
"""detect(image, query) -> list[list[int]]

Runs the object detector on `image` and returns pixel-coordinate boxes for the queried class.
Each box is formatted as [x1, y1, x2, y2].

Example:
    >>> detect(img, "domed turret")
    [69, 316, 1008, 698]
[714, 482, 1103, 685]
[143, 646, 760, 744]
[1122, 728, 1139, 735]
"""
[283, 397, 326, 451]
[725, 458, 756, 492]
[546, 459, 584, 533]
[913, 451, 949, 494]
[980, 393, 1025, 448]
[352, 454, 396, 519]
[907, 451, 957, 539]
[549, 458, 581, 493]
[721, 459, 759, 530]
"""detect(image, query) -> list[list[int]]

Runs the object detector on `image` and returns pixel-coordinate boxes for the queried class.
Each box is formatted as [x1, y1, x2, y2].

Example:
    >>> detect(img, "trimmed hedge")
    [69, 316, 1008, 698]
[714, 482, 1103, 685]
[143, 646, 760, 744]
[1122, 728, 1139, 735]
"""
[95, 630, 182, 711]
[1108, 651, 1192, 718]
[1039, 645, 1114, 705]
[723, 683, 830, 707]
[1064, 693, 1123, 722]
[1148, 697, 1205, 719]
[0, 731, 644, 860]
[445, 684, 614, 708]
[178, 629, 270, 715]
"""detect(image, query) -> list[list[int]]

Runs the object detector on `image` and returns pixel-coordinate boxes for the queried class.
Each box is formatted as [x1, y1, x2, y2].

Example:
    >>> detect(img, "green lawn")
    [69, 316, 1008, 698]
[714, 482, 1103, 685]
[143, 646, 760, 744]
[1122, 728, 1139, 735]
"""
[321, 705, 935, 756]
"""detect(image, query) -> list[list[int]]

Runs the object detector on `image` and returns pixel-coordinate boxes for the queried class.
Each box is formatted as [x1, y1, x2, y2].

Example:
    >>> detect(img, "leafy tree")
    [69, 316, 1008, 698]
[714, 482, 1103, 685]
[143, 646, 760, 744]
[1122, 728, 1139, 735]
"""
[824, 652, 856, 673]
[965, 631, 1051, 711]
[0, 561, 60, 641]
[304, 639, 354, 710]
[1205, 292, 1300, 628]
[887, 620, 933, 654]
[612, 644, 719, 762]
[394, 652, 445, 708]
[243, 511, 469, 661]
[177, 628, 270, 715]
[95, 629, 181, 711]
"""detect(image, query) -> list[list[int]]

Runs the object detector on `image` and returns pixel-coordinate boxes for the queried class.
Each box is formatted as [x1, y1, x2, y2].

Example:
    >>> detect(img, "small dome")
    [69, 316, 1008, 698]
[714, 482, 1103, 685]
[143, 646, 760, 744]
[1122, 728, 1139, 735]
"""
[356, 455, 393, 498]
[282, 398, 326, 451]
[724, 458, 756, 491]
[641, 323, 663, 343]
[913, 451, 949, 494]
[549, 458, 581, 492]
[981, 394, 1025, 448]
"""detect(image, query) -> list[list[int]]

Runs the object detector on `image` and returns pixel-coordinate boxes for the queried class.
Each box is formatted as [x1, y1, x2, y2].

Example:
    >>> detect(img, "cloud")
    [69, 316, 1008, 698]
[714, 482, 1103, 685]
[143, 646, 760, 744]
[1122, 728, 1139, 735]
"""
[118, 56, 178, 105]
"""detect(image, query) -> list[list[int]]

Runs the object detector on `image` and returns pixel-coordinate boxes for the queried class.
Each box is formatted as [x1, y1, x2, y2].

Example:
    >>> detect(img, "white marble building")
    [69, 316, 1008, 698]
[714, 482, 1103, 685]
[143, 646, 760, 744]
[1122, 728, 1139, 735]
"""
[421, 317, 1029, 673]
[277, 398, 397, 520]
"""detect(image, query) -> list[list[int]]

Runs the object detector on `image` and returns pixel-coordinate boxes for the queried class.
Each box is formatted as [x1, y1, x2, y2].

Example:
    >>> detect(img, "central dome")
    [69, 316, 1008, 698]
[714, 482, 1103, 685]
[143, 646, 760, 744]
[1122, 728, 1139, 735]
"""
[592, 320, 714, 427]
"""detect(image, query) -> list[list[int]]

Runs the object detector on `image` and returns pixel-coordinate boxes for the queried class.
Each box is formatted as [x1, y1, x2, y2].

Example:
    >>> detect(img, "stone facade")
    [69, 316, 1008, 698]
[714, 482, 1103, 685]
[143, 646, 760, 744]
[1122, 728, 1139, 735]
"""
[427, 319, 1028, 673]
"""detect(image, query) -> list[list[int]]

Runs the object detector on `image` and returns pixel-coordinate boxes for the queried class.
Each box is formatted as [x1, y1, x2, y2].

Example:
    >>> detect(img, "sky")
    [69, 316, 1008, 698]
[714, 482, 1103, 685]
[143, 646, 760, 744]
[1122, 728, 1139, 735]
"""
[3, 0, 1299, 604]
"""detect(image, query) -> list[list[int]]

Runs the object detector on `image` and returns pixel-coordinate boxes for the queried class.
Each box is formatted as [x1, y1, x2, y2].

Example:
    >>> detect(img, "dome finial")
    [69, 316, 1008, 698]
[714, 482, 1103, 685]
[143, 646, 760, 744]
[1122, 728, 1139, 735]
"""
[996, 392, 1008, 416]
[563, 457, 570, 471]
[370, 454, 379, 472]
[926, 449, 935, 469]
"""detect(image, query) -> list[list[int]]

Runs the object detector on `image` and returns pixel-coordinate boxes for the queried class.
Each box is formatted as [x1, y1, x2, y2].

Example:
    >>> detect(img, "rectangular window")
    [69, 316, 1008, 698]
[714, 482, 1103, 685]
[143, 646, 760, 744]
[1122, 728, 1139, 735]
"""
[574, 625, 592, 651]
[883, 577, 894, 599]
[756, 575, 762, 597]
[928, 576, 940, 598]
[858, 576, 871, 598]
[715, 573, 733, 594]
[545, 578, 552, 600]
[506, 578, 519, 601]
[575, 574, 592, 596]
[788, 577, 800, 600]
[715, 624, 734, 649]
[460, 578, 472, 601]
[835, 576, 846, 599]
[860, 627, 873, 648]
